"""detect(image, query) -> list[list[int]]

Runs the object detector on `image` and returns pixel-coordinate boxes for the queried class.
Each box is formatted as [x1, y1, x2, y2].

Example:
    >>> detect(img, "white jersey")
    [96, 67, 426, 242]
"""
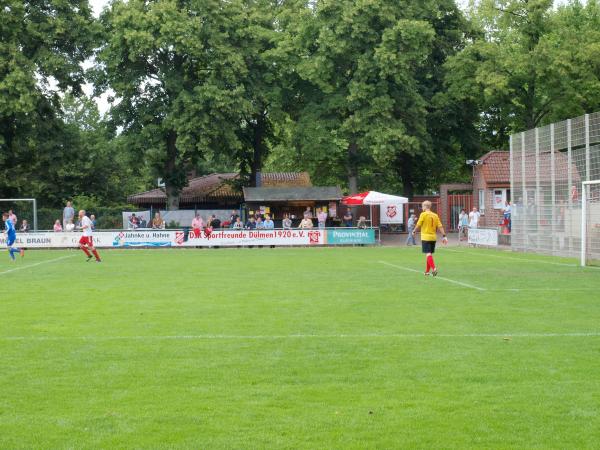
[81, 216, 93, 237]
[469, 211, 480, 228]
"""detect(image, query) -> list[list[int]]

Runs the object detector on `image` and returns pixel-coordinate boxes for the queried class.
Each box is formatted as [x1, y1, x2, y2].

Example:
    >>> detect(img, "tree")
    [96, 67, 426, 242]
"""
[444, 0, 600, 150]
[272, 0, 471, 195]
[0, 0, 98, 205]
[95, 0, 250, 209]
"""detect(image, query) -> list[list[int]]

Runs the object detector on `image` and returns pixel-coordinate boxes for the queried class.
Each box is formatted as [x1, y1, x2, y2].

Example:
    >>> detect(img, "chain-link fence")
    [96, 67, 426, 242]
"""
[510, 112, 600, 259]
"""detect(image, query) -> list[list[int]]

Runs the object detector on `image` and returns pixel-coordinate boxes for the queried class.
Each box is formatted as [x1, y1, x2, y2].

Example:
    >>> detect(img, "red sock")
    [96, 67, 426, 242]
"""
[81, 246, 91, 257]
[425, 256, 431, 273]
[91, 249, 100, 261]
[427, 255, 435, 270]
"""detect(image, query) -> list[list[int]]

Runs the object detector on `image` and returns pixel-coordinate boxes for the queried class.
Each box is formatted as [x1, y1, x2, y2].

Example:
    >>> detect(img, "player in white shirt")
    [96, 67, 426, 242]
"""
[78, 210, 101, 262]
[468, 207, 481, 229]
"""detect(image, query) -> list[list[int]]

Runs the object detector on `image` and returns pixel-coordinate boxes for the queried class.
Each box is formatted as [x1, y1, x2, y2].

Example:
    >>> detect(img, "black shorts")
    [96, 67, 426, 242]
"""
[422, 240, 436, 254]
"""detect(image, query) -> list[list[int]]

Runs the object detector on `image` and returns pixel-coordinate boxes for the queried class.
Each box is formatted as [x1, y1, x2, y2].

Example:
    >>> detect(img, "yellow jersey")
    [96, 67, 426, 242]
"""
[416, 210, 442, 241]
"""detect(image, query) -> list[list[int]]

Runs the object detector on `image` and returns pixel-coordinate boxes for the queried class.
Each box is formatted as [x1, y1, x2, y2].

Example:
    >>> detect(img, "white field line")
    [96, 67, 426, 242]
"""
[378, 260, 487, 291]
[442, 248, 579, 267]
[0, 255, 76, 276]
[2, 332, 600, 341]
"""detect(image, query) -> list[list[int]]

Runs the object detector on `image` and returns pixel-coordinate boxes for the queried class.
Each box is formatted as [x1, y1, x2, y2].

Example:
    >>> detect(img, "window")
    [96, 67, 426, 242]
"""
[478, 189, 486, 213]
[493, 189, 510, 209]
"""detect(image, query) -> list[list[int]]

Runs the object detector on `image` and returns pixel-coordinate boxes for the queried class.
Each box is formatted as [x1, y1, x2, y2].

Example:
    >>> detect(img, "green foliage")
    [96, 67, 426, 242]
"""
[444, 0, 600, 150]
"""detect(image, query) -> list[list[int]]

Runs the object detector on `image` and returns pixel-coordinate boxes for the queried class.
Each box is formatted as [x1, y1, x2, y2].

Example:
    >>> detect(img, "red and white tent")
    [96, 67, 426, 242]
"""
[341, 191, 408, 226]
[342, 191, 408, 205]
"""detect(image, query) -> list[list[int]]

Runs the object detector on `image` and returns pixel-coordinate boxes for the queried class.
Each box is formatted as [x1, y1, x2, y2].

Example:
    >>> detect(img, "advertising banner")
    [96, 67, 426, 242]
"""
[468, 228, 498, 246]
[326, 229, 376, 245]
[181, 229, 325, 247]
[380, 202, 404, 224]
[0, 228, 378, 248]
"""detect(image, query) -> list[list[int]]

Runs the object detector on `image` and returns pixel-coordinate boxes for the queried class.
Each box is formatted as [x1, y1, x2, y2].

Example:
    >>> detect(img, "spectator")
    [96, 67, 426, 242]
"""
[245, 217, 256, 229]
[128, 213, 139, 229]
[229, 210, 239, 228]
[138, 217, 147, 228]
[191, 214, 204, 237]
[209, 214, 221, 229]
[233, 217, 244, 230]
[458, 209, 469, 241]
[303, 206, 313, 219]
[503, 201, 512, 232]
[343, 208, 353, 227]
[282, 214, 292, 229]
[8, 209, 17, 225]
[63, 201, 74, 230]
[299, 217, 313, 228]
[263, 215, 274, 229]
[20, 219, 30, 233]
[53, 220, 63, 232]
[357, 216, 367, 229]
[406, 214, 417, 245]
[469, 207, 481, 229]
[152, 212, 165, 229]
[256, 217, 265, 229]
[65, 219, 75, 232]
[317, 208, 327, 229]
[90, 214, 97, 230]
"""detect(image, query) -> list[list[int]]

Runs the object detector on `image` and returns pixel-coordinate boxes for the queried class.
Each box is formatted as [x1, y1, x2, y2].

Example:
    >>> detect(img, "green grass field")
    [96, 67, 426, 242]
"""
[1, 246, 600, 449]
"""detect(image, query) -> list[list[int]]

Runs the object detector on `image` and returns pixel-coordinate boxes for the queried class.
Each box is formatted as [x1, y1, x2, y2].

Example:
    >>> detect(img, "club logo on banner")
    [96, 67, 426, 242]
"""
[175, 231, 185, 245]
[308, 231, 320, 244]
[386, 205, 397, 219]
[380, 202, 404, 224]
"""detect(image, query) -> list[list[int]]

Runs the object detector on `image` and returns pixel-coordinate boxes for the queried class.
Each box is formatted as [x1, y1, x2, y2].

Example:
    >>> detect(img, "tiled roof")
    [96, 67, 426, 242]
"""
[128, 172, 313, 205]
[480, 151, 510, 184]
[478, 150, 582, 186]
[261, 172, 312, 187]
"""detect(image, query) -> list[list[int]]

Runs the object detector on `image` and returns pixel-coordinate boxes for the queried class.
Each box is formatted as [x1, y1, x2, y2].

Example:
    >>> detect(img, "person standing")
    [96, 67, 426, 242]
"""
[19, 220, 30, 233]
[282, 214, 292, 230]
[469, 207, 481, 229]
[232, 217, 244, 230]
[343, 209, 353, 227]
[191, 214, 204, 237]
[317, 208, 327, 229]
[406, 214, 417, 245]
[412, 201, 447, 276]
[303, 206, 313, 219]
[78, 210, 101, 262]
[3, 212, 24, 261]
[8, 209, 17, 226]
[263, 215, 274, 229]
[458, 209, 469, 241]
[63, 201, 74, 230]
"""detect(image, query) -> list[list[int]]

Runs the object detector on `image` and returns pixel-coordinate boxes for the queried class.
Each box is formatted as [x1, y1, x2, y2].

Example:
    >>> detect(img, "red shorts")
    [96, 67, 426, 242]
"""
[79, 236, 94, 246]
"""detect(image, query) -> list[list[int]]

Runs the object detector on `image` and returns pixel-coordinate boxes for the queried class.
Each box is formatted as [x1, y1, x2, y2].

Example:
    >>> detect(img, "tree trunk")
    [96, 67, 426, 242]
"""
[250, 114, 266, 187]
[165, 130, 180, 210]
[398, 154, 414, 198]
[347, 141, 359, 194]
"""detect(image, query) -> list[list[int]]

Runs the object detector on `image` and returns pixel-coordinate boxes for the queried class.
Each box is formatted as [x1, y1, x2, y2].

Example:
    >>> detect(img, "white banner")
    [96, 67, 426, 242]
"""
[380, 203, 404, 224]
[468, 228, 498, 246]
[0, 229, 327, 248]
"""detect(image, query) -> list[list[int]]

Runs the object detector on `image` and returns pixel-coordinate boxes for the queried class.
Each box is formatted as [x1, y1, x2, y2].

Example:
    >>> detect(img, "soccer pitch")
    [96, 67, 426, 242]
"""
[1, 246, 600, 448]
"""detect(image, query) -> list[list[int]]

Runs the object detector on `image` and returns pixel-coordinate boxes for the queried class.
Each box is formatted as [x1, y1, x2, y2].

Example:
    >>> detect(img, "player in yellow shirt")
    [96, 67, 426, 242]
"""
[412, 200, 448, 276]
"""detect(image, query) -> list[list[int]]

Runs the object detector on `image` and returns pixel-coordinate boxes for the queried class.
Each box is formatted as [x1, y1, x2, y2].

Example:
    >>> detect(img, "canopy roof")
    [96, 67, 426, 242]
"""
[342, 191, 409, 205]
[243, 186, 342, 202]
